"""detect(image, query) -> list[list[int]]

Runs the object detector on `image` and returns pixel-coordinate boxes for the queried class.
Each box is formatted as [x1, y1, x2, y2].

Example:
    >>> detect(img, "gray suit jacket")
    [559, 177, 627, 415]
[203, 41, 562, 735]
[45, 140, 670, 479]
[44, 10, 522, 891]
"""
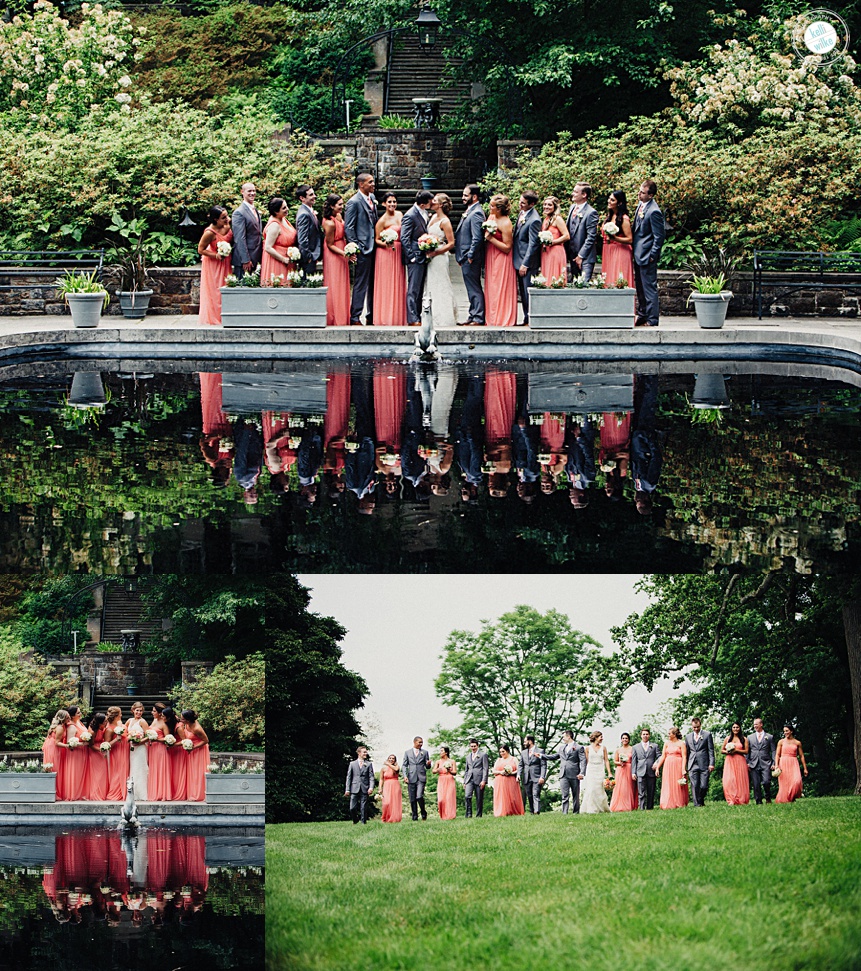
[685, 731, 716, 771]
[296, 203, 322, 264]
[455, 203, 485, 265]
[231, 202, 263, 270]
[402, 747, 431, 783]
[345, 758, 375, 794]
[463, 751, 489, 785]
[344, 190, 378, 256]
[746, 732, 776, 769]
[512, 207, 541, 272]
[631, 742, 659, 778]
[518, 747, 548, 782]
[632, 199, 666, 267]
[566, 202, 599, 266]
[400, 205, 428, 265]
[547, 742, 586, 779]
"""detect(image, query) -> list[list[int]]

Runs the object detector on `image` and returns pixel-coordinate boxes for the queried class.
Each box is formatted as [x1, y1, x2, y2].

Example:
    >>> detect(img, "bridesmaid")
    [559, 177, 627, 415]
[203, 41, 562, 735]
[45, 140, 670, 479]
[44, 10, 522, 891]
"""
[492, 743, 525, 816]
[600, 190, 634, 287]
[165, 707, 188, 802]
[261, 196, 298, 286]
[775, 724, 808, 803]
[720, 721, 751, 805]
[610, 732, 639, 812]
[181, 709, 210, 802]
[655, 727, 689, 810]
[322, 193, 352, 327]
[148, 704, 173, 802]
[105, 706, 130, 802]
[373, 192, 406, 326]
[197, 206, 234, 326]
[483, 194, 517, 327]
[58, 705, 90, 801]
[125, 701, 149, 801]
[44, 710, 70, 798]
[539, 196, 570, 284]
[380, 754, 403, 823]
[86, 712, 109, 801]
[433, 746, 458, 820]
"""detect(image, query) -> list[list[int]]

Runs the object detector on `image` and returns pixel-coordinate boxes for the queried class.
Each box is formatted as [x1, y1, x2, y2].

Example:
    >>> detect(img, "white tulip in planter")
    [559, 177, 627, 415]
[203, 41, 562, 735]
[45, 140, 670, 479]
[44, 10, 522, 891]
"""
[0, 773, 57, 802]
[220, 287, 327, 328]
[66, 292, 107, 329]
[205, 773, 265, 803]
[689, 291, 733, 329]
[528, 287, 636, 329]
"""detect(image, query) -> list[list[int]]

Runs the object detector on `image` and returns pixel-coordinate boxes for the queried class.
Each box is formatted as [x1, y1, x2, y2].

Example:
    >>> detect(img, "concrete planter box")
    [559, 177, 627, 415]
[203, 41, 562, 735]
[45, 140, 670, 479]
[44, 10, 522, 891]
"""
[0, 773, 56, 802]
[206, 773, 265, 804]
[220, 287, 327, 328]
[528, 373, 634, 413]
[528, 287, 636, 329]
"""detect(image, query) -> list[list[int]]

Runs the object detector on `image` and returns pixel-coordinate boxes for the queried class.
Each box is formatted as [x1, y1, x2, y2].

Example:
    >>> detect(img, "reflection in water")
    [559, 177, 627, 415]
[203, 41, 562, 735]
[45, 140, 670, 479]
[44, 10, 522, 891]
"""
[0, 362, 859, 572]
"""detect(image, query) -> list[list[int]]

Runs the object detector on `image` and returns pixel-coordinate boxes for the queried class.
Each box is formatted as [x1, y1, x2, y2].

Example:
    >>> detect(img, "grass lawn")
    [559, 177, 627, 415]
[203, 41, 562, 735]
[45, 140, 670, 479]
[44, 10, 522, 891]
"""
[266, 797, 861, 971]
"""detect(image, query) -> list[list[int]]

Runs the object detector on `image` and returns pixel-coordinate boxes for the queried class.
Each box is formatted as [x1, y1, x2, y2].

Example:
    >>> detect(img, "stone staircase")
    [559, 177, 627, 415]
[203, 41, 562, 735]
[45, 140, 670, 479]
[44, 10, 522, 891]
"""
[100, 584, 163, 645]
[385, 32, 472, 117]
[384, 187, 470, 226]
[90, 693, 180, 721]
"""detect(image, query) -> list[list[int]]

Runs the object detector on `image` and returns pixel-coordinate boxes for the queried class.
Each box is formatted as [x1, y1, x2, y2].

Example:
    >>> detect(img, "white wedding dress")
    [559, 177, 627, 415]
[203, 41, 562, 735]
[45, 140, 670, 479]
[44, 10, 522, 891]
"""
[423, 220, 458, 328]
[580, 745, 610, 814]
[128, 717, 148, 800]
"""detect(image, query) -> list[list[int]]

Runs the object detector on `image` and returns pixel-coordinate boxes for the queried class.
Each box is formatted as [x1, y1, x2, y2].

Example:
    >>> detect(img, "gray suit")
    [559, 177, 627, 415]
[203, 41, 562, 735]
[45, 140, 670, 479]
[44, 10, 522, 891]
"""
[746, 731, 777, 804]
[344, 190, 378, 324]
[545, 742, 587, 814]
[566, 203, 599, 282]
[512, 207, 541, 324]
[632, 198, 666, 326]
[402, 747, 431, 819]
[463, 750, 489, 817]
[518, 746, 548, 814]
[685, 730, 716, 806]
[231, 201, 263, 276]
[401, 204, 430, 324]
[455, 202, 486, 324]
[631, 742, 659, 810]
[345, 758, 375, 823]
[296, 202, 322, 276]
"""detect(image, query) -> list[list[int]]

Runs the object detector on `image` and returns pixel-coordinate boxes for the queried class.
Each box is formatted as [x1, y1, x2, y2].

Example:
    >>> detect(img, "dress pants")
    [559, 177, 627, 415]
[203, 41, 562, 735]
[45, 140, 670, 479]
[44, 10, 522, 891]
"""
[637, 774, 656, 810]
[460, 258, 485, 323]
[406, 780, 426, 819]
[750, 764, 772, 803]
[406, 261, 427, 324]
[350, 251, 375, 324]
[522, 778, 542, 814]
[349, 790, 369, 823]
[464, 780, 485, 817]
[516, 268, 536, 324]
[559, 776, 581, 814]
[689, 765, 709, 806]
[634, 259, 660, 326]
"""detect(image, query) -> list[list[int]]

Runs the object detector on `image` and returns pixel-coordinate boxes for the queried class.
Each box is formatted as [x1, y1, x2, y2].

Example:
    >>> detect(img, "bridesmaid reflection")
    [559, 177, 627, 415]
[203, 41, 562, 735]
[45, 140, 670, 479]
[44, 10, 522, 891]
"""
[484, 369, 516, 499]
[322, 369, 351, 495]
[374, 363, 406, 498]
[538, 412, 567, 495]
[263, 410, 296, 494]
[599, 409, 632, 502]
[199, 373, 234, 488]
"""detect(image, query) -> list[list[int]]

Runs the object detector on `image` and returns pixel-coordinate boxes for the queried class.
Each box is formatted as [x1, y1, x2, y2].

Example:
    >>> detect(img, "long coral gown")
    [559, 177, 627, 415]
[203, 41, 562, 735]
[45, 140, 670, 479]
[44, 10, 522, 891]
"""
[435, 761, 457, 820]
[87, 726, 109, 801]
[106, 728, 130, 802]
[484, 370, 516, 444]
[610, 751, 638, 812]
[492, 757, 525, 816]
[170, 725, 190, 802]
[659, 742, 690, 810]
[260, 218, 298, 286]
[373, 227, 407, 326]
[381, 766, 403, 823]
[484, 238, 517, 327]
[42, 730, 59, 779]
[775, 743, 803, 803]
[323, 218, 351, 327]
[540, 221, 567, 283]
[722, 748, 751, 805]
[601, 223, 634, 287]
[199, 229, 234, 325]
[374, 363, 406, 467]
[61, 722, 90, 801]
[148, 729, 173, 802]
[186, 735, 210, 802]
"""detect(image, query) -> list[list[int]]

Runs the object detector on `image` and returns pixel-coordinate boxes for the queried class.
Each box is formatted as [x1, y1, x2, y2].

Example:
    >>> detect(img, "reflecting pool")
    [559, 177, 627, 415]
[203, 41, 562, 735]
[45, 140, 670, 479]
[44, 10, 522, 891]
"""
[0, 826, 263, 970]
[0, 360, 859, 572]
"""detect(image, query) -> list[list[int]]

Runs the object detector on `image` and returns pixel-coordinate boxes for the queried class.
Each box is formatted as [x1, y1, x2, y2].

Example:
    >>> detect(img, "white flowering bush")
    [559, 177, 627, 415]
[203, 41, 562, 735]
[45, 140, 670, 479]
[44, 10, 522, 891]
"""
[0, 1, 145, 125]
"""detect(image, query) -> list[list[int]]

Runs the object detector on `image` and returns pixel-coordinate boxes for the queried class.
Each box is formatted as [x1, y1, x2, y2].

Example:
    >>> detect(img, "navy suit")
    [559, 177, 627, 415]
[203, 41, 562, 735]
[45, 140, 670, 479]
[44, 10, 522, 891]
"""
[512, 207, 541, 323]
[401, 204, 430, 323]
[566, 203, 599, 282]
[455, 202, 486, 323]
[344, 190, 377, 324]
[296, 203, 322, 277]
[632, 199, 666, 326]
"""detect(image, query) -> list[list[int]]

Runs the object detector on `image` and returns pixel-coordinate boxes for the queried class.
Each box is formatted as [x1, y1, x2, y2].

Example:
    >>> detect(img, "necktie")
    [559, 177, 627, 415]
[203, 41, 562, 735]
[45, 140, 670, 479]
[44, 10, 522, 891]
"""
[518, 212, 525, 227]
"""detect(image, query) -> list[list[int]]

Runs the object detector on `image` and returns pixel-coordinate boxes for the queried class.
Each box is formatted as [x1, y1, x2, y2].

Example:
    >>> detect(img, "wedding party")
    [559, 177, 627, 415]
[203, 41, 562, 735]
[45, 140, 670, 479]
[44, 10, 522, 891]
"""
[197, 177, 665, 329]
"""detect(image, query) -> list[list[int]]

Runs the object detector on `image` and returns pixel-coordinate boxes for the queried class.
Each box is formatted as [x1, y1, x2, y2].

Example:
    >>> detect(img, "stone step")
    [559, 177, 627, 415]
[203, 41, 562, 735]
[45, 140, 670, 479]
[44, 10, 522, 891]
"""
[92, 695, 177, 718]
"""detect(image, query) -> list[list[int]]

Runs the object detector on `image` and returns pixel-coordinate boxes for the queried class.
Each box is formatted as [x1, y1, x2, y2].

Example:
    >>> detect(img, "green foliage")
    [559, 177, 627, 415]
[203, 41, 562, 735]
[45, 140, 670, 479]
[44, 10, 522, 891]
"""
[378, 114, 414, 129]
[15, 575, 92, 656]
[821, 217, 861, 252]
[171, 652, 264, 751]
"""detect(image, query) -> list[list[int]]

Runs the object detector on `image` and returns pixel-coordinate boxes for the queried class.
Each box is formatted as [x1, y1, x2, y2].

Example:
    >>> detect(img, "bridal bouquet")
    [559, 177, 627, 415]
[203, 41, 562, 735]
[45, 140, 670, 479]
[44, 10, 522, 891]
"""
[164, 734, 177, 747]
[344, 242, 360, 257]
[602, 221, 620, 237]
[182, 739, 194, 751]
[100, 741, 111, 755]
[287, 246, 302, 262]
[538, 230, 554, 248]
[78, 730, 92, 744]
[380, 228, 398, 247]
[417, 234, 439, 252]
[129, 729, 145, 745]
[603, 778, 615, 790]
[481, 219, 498, 236]
[216, 240, 232, 259]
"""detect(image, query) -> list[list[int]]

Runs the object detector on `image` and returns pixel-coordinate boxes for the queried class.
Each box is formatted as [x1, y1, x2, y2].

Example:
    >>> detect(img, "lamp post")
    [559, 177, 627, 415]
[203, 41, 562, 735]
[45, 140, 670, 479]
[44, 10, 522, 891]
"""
[345, 98, 354, 133]
[416, 7, 441, 49]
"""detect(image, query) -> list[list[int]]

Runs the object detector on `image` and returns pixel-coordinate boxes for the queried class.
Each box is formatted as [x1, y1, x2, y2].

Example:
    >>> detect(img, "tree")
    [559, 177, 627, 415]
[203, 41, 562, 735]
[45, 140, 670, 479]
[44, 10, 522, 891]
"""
[434, 605, 626, 755]
[15, 576, 92, 656]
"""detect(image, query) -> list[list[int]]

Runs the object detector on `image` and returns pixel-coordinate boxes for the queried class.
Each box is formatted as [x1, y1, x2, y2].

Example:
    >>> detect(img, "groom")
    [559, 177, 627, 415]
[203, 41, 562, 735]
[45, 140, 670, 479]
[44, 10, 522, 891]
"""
[401, 190, 435, 326]
[632, 179, 666, 327]
[631, 728, 659, 810]
[747, 717, 776, 805]
[545, 730, 587, 814]
[686, 717, 715, 807]
[344, 745, 375, 824]
[455, 184, 486, 325]
[344, 173, 377, 325]
[518, 735, 548, 814]
[402, 735, 432, 820]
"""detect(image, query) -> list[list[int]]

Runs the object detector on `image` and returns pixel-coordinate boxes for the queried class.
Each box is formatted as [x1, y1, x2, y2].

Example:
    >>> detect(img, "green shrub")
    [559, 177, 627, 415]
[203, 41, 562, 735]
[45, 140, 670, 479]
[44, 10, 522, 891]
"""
[378, 114, 414, 129]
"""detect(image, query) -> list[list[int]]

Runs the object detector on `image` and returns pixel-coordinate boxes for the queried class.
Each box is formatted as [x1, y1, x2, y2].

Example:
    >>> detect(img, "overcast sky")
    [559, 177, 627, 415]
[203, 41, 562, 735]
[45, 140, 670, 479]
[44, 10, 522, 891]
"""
[297, 574, 674, 759]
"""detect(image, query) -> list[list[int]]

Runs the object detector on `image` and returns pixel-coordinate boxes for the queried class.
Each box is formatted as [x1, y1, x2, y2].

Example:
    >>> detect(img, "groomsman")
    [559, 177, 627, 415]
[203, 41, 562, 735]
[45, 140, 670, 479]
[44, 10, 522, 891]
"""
[518, 735, 548, 814]
[747, 717, 777, 805]
[632, 179, 666, 327]
[344, 173, 378, 326]
[512, 191, 541, 325]
[545, 730, 587, 814]
[463, 739, 489, 818]
[295, 185, 322, 277]
[686, 717, 715, 807]
[401, 190, 435, 326]
[566, 183, 598, 282]
[402, 735, 432, 820]
[231, 182, 263, 278]
[344, 745, 375, 824]
[455, 184, 486, 325]
[631, 728, 659, 810]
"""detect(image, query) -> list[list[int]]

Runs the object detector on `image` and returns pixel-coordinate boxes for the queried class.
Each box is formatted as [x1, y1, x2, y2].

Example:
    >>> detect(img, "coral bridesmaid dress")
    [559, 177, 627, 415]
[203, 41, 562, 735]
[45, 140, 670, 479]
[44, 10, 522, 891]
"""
[170, 725, 190, 802]
[148, 729, 173, 802]
[601, 224, 634, 287]
[373, 227, 407, 326]
[42, 729, 59, 778]
[610, 752, 638, 812]
[484, 241, 517, 327]
[106, 728, 131, 802]
[722, 749, 751, 805]
[61, 723, 90, 801]
[199, 229, 234, 326]
[260, 218, 297, 285]
[540, 221, 567, 283]
[492, 757, 525, 816]
[186, 735, 210, 802]
[435, 761, 457, 820]
[324, 218, 351, 327]
[381, 766, 403, 823]
[775, 743, 803, 803]
[484, 370, 517, 444]
[659, 742, 690, 810]
[87, 726, 109, 801]
[374, 363, 406, 459]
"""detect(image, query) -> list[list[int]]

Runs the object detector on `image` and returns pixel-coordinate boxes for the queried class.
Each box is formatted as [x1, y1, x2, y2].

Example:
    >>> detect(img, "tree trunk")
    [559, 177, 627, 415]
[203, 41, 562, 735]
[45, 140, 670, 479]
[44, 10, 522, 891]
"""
[841, 597, 861, 794]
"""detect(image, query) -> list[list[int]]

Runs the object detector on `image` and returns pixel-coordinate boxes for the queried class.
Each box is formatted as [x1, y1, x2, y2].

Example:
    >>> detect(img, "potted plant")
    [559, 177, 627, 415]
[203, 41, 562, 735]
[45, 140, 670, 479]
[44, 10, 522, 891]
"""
[421, 173, 438, 191]
[127, 683, 139, 696]
[220, 268, 327, 328]
[104, 219, 155, 319]
[0, 757, 57, 802]
[685, 249, 739, 329]
[55, 269, 110, 328]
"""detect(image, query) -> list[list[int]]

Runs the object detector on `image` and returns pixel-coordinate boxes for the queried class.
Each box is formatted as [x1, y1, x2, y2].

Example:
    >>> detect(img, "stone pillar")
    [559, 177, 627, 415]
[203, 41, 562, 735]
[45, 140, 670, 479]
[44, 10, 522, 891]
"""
[181, 660, 215, 686]
[496, 139, 542, 175]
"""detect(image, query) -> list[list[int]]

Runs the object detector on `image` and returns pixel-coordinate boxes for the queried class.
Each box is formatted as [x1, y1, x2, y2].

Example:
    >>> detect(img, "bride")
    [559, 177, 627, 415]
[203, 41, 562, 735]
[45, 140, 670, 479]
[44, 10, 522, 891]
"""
[580, 730, 611, 814]
[423, 193, 458, 329]
[125, 700, 149, 800]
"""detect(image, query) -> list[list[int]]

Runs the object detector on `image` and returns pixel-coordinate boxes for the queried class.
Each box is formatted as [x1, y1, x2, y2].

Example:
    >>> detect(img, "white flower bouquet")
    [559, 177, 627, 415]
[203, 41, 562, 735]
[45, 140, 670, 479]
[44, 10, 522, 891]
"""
[678, 776, 688, 786]
[100, 741, 111, 754]
[531, 273, 548, 288]
[129, 729, 145, 745]
[78, 731, 92, 744]
[68, 737, 81, 748]
[287, 246, 302, 262]
[344, 241, 360, 256]
[481, 219, 498, 236]
[538, 230, 554, 248]
[603, 221, 620, 237]
[145, 729, 158, 741]
[182, 739, 194, 751]
[380, 228, 398, 247]
[114, 725, 125, 737]
[216, 240, 232, 259]
[164, 734, 177, 747]
[417, 234, 439, 252]
[725, 742, 737, 753]
[772, 767, 782, 777]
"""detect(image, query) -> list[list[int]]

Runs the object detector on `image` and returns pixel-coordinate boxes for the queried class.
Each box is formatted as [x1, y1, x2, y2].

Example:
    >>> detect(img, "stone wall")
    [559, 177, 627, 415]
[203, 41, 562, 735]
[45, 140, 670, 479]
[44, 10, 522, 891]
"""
[46, 649, 177, 694]
[354, 129, 485, 187]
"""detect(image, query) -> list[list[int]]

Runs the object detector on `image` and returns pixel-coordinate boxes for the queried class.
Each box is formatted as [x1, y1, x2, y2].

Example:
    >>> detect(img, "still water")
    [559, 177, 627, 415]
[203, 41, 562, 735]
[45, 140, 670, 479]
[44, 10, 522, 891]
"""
[0, 360, 858, 572]
[0, 826, 263, 970]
